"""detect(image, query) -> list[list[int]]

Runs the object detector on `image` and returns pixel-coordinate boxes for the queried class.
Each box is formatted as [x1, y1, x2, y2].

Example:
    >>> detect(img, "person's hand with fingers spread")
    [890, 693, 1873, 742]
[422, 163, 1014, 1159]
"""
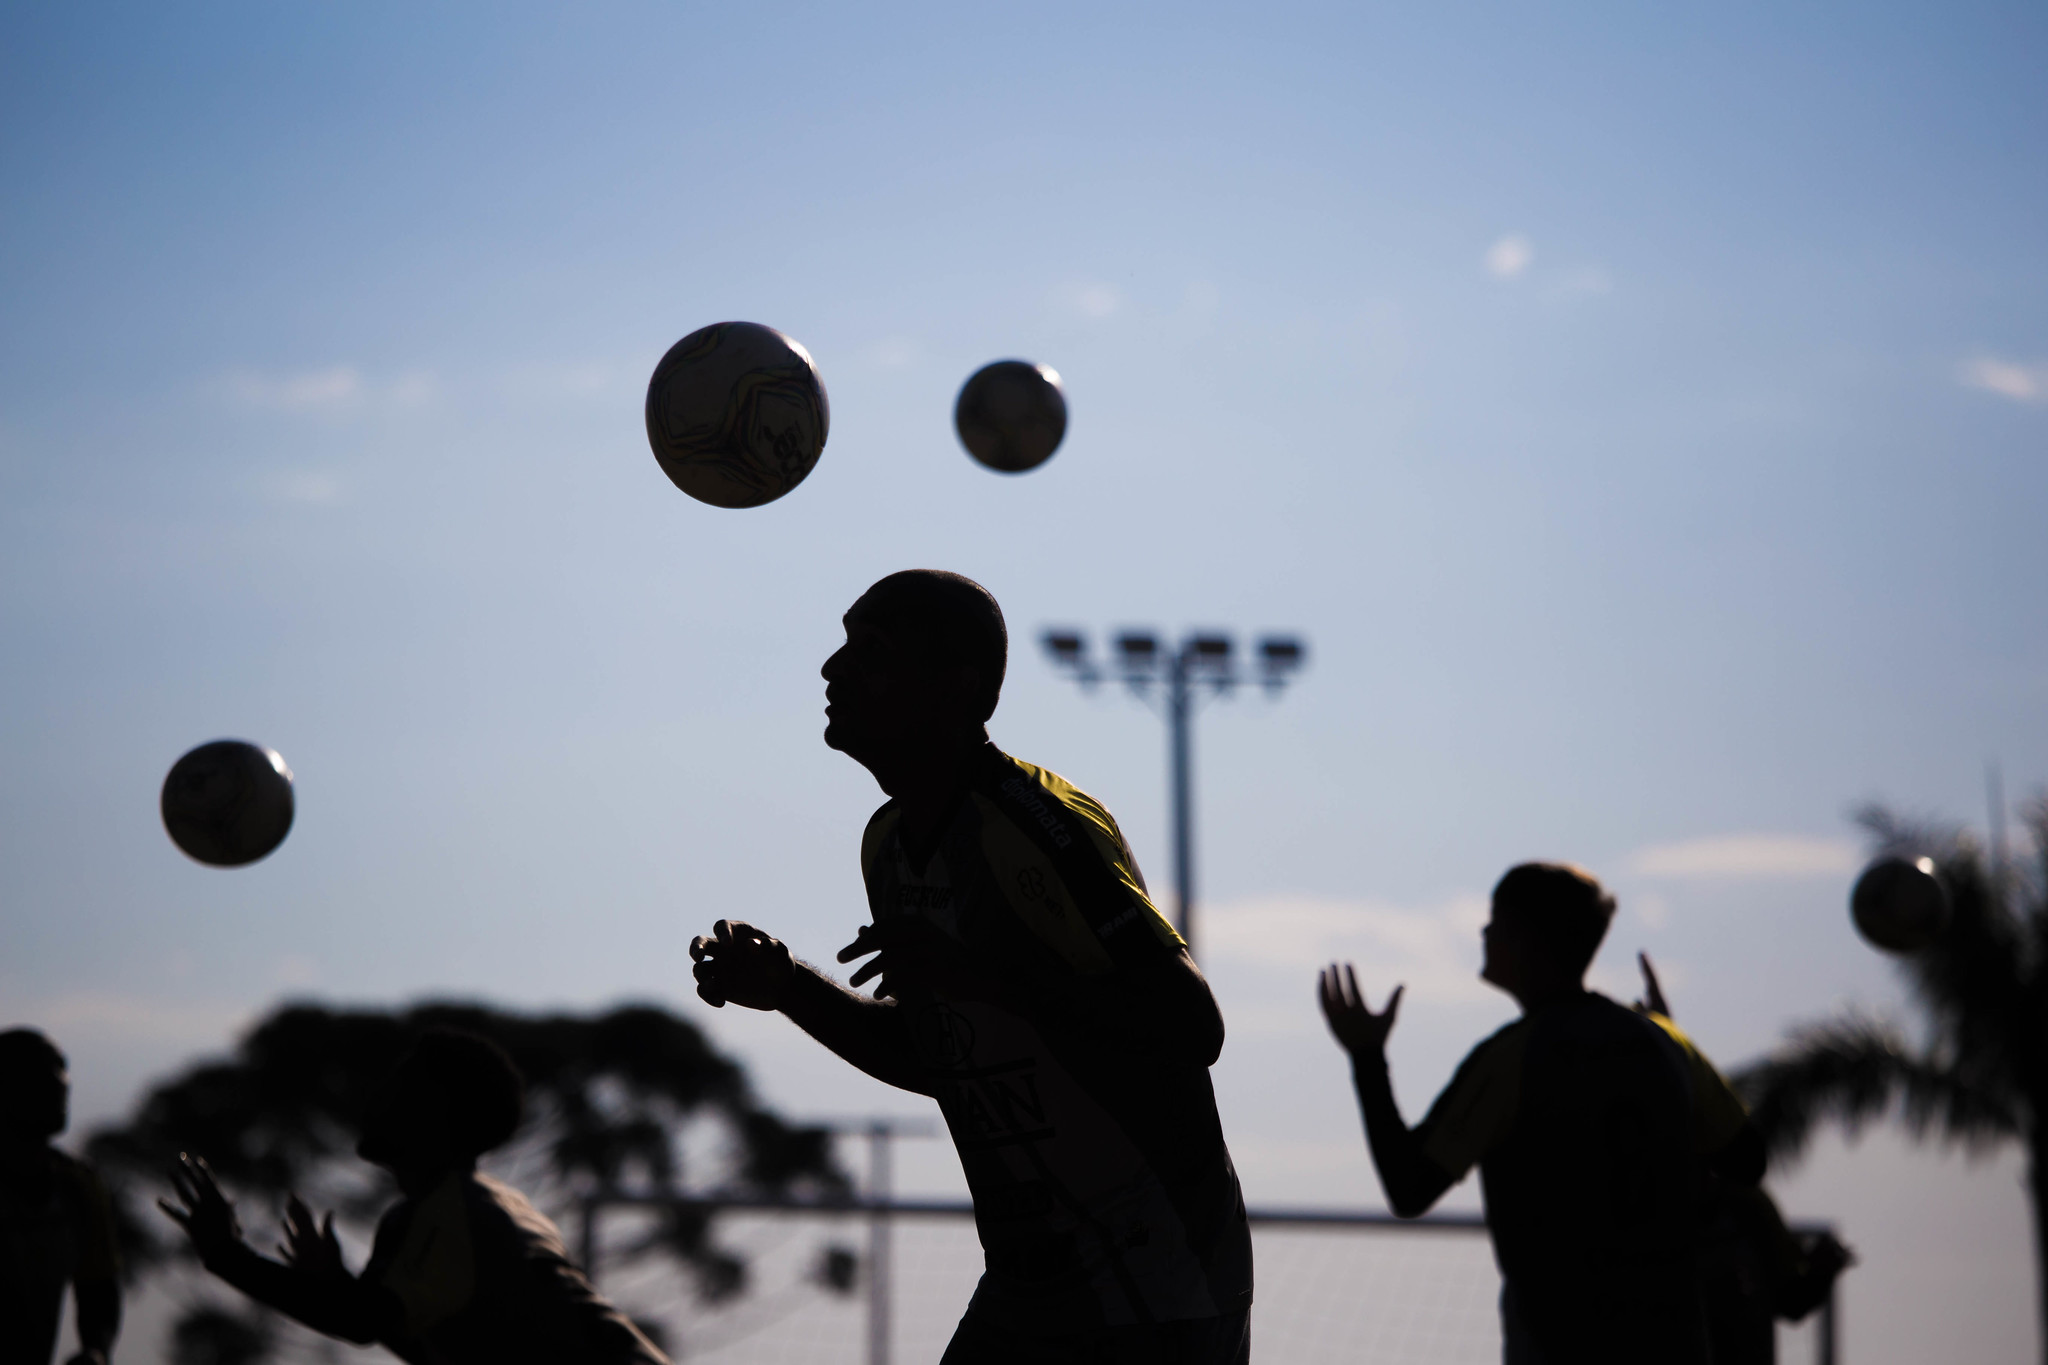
[158, 1152, 248, 1267]
[280, 1194, 349, 1282]
[1318, 963, 1404, 1060]
[838, 919, 1001, 1003]
[688, 920, 796, 1010]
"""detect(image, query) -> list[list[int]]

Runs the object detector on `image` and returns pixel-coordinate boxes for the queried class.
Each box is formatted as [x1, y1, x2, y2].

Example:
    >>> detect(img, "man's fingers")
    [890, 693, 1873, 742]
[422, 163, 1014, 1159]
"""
[848, 955, 885, 988]
[695, 983, 727, 1008]
[157, 1198, 191, 1228]
[1344, 963, 1363, 1011]
[689, 936, 712, 961]
[1385, 984, 1405, 1021]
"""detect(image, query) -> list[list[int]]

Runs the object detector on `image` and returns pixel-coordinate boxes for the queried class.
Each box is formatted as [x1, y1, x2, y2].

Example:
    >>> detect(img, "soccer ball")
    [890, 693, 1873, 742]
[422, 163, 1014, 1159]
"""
[1850, 856, 1949, 953]
[954, 360, 1067, 473]
[161, 740, 295, 867]
[645, 322, 830, 508]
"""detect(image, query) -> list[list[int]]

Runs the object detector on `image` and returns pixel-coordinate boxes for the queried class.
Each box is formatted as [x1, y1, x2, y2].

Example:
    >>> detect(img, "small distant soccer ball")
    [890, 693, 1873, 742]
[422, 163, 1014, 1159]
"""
[1850, 855, 1950, 953]
[161, 740, 295, 867]
[954, 360, 1067, 473]
[645, 322, 830, 508]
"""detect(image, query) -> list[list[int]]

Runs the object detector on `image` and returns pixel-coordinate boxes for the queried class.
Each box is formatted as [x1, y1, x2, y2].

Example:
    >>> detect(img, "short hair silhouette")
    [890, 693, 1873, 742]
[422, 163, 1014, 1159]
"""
[1491, 862, 1616, 974]
[0, 1027, 65, 1082]
[393, 1029, 524, 1157]
[853, 569, 1008, 722]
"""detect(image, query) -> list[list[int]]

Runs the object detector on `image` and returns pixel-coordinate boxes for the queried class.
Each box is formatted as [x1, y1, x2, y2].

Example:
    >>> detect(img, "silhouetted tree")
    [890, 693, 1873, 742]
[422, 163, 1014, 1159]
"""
[87, 1000, 848, 1358]
[1734, 797, 2048, 1360]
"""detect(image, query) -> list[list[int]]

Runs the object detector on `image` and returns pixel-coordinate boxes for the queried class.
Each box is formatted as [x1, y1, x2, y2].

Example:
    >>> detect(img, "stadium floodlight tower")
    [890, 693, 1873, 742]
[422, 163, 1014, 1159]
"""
[1040, 627, 1307, 961]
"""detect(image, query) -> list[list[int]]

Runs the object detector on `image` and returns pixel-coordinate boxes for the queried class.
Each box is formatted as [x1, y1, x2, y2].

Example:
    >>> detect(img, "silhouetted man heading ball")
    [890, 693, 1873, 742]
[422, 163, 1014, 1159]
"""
[692, 570, 1253, 1364]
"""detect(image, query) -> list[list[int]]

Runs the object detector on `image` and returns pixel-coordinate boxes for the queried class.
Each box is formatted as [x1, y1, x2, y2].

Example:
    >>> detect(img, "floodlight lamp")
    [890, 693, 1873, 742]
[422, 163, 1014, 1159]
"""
[1041, 629, 1088, 667]
[1189, 634, 1233, 668]
[1257, 636, 1306, 691]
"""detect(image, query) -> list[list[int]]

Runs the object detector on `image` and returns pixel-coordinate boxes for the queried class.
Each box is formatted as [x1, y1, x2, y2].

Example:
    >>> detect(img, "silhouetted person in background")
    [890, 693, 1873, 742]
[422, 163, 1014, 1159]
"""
[161, 1029, 667, 1365]
[1319, 863, 1763, 1365]
[0, 1029, 120, 1365]
[690, 570, 1252, 1364]
[1632, 953, 1853, 1365]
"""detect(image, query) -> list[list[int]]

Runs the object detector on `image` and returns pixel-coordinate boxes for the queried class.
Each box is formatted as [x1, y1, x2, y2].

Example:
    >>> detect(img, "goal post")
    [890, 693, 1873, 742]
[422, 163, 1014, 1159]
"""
[580, 1194, 1838, 1365]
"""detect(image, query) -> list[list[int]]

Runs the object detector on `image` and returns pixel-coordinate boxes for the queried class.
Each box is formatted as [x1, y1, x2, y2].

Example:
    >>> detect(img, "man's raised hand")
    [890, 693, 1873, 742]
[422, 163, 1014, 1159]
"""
[159, 1152, 244, 1264]
[280, 1194, 348, 1280]
[1318, 963, 1403, 1059]
[689, 920, 795, 1011]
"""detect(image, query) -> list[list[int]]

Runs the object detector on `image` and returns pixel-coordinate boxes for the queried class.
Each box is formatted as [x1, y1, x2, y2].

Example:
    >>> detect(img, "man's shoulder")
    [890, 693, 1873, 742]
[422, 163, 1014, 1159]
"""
[466, 1173, 571, 1257]
[1458, 1015, 1532, 1071]
[860, 800, 901, 871]
[973, 747, 1126, 854]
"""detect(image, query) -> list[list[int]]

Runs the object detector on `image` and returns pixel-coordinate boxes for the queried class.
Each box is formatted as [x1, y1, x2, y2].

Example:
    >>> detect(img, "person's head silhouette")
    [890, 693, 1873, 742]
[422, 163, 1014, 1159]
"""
[0, 1028, 69, 1146]
[1480, 862, 1616, 1008]
[821, 570, 1007, 789]
[355, 1029, 522, 1193]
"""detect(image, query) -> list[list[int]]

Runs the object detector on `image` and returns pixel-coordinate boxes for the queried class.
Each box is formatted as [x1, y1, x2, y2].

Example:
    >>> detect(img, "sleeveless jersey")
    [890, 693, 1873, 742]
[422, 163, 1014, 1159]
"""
[860, 744, 1252, 1331]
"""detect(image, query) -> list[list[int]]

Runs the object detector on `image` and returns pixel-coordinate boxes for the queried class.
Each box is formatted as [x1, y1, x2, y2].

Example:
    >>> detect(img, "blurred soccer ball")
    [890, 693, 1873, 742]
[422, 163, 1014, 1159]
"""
[161, 740, 295, 867]
[1849, 855, 1949, 953]
[954, 360, 1067, 473]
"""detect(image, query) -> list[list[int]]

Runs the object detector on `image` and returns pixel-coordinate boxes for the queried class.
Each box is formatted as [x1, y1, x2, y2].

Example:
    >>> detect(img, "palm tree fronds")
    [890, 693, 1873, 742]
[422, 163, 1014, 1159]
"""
[1733, 1014, 2020, 1165]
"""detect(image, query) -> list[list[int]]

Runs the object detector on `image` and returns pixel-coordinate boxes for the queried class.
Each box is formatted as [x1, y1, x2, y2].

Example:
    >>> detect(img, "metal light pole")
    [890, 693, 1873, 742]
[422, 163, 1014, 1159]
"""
[1041, 629, 1307, 960]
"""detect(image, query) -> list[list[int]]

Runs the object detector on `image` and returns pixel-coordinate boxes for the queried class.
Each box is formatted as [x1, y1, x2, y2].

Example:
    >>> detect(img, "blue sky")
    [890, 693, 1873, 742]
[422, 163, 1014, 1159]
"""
[4, 3, 2045, 1360]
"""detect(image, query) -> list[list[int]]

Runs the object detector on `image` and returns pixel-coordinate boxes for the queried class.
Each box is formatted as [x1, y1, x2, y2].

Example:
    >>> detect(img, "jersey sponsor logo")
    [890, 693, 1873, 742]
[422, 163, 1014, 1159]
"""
[1094, 905, 1143, 938]
[935, 1058, 1058, 1150]
[897, 885, 956, 914]
[997, 775, 1074, 849]
[915, 1004, 977, 1068]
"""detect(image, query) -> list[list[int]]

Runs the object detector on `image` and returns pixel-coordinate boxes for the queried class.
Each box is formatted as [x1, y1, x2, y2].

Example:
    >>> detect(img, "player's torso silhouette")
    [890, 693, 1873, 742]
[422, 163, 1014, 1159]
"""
[861, 746, 1251, 1330]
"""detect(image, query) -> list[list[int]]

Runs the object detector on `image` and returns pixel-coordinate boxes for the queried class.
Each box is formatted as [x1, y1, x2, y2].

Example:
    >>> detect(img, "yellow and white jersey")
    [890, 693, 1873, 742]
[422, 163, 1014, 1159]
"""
[860, 743, 1252, 1332]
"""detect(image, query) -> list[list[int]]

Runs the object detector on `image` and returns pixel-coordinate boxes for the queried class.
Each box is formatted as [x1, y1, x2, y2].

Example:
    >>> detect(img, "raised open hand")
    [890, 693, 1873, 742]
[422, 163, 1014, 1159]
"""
[689, 919, 795, 1010]
[1634, 951, 1671, 1019]
[1318, 963, 1403, 1059]
[280, 1193, 348, 1279]
[158, 1152, 244, 1263]
[838, 918, 995, 1002]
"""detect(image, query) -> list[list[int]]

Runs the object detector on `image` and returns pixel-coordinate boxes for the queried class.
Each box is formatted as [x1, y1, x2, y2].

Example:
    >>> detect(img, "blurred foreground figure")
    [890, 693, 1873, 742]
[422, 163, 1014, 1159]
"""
[161, 1030, 668, 1365]
[0, 1029, 121, 1365]
[1320, 864, 1764, 1365]
[1633, 954, 1854, 1365]
[690, 570, 1252, 1364]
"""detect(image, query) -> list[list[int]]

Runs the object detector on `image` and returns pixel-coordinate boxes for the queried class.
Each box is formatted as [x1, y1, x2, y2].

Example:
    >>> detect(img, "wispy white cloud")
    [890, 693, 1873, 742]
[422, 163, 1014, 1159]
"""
[1484, 234, 1533, 280]
[260, 469, 344, 504]
[861, 338, 921, 370]
[1056, 281, 1125, 319]
[216, 366, 437, 413]
[1627, 833, 1859, 879]
[24, 990, 250, 1048]
[1957, 355, 2047, 404]
[1551, 265, 1614, 298]
[1203, 891, 1493, 1002]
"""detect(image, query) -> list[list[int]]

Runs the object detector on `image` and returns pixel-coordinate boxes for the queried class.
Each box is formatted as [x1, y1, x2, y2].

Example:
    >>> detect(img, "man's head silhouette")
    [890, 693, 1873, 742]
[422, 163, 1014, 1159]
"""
[1481, 862, 1616, 1004]
[356, 1029, 523, 1189]
[821, 570, 1007, 784]
[0, 1028, 68, 1143]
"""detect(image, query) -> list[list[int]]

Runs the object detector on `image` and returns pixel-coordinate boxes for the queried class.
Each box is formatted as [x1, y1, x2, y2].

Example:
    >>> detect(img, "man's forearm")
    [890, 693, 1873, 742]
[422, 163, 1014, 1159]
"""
[1350, 1053, 1453, 1218]
[199, 1243, 387, 1344]
[780, 962, 931, 1094]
